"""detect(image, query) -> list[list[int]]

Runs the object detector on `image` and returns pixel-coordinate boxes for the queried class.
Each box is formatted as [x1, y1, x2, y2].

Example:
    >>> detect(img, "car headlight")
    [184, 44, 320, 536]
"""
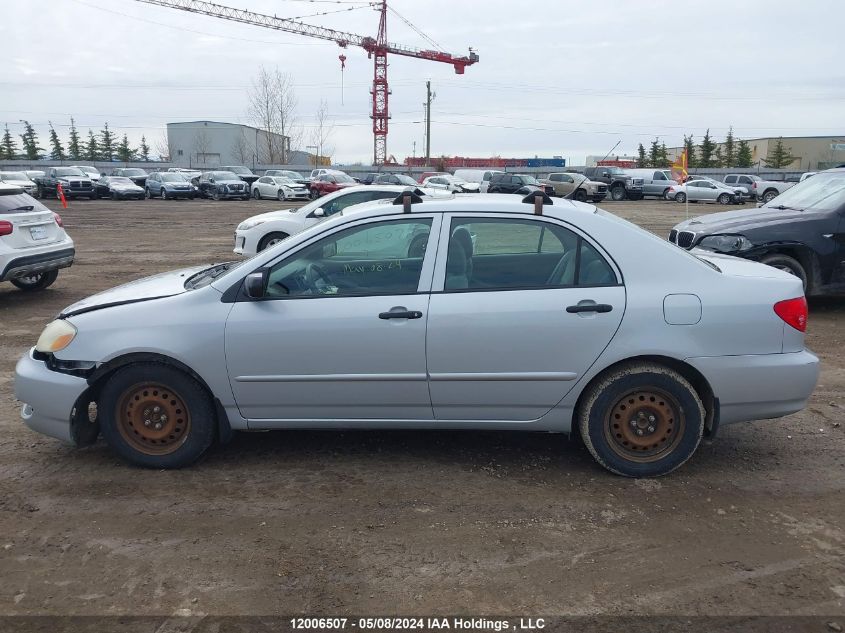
[35, 319, 77, 353]
[237, 218, 268, 231]
[697, 234, 753, 253]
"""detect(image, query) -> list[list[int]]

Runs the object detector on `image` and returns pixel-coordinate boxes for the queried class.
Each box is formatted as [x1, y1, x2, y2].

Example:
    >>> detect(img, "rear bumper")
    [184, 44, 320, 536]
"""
[1, 246, 75, 281]
[15, 348, 89, 444]
[687, 350, 819, 424]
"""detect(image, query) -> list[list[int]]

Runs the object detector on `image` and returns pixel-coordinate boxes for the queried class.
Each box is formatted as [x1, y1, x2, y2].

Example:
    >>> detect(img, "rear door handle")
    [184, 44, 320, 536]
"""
[379, 310, 423, 320]
[566, 303, 613, 314]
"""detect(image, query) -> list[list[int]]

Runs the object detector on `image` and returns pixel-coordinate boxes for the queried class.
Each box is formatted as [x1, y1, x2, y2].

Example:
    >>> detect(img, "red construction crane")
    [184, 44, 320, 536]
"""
[133, 0, 479, 165]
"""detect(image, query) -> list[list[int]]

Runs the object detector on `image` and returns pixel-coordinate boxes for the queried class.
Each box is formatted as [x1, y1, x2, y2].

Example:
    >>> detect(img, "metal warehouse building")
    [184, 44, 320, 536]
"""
[668, 135, 845, 170]
[166, 121, 293, 169]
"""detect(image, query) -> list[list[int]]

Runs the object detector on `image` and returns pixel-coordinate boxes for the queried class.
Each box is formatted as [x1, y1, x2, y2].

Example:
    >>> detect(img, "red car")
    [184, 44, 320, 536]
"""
[309, 173, 357, 199]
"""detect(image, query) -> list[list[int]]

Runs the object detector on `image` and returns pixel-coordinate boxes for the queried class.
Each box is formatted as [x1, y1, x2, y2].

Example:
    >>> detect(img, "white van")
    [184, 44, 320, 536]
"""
[453, 169, 505, 193]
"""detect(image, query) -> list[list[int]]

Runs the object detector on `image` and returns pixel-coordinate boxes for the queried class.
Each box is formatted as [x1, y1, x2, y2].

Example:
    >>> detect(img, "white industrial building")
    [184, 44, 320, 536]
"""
[166, 121, 301, 168]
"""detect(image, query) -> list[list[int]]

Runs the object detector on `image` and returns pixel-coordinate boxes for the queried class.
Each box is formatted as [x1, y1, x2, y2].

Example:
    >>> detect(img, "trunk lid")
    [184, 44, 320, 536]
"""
[0, 194, 64, 249]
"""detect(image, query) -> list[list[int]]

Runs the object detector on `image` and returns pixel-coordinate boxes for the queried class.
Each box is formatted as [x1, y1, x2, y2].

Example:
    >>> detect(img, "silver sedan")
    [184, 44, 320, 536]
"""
[669, 179, 742, 204]
[15, 193, 818, 477]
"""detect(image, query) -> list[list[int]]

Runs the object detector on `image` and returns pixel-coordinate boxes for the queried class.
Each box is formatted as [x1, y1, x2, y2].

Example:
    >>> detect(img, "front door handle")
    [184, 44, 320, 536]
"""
[566, 303, 613, 314]
[379, 309, 423, 320]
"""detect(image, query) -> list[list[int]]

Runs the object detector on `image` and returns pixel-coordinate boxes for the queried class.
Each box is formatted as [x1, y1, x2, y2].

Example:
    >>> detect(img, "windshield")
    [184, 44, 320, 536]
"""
[273, 177, 295, 184]
[606, 167, 624, 175]
[79, 167, 99, 175]
[518, 175, 539, 185]
[110, 177, 133, 184]
[122, 169, 147, 177]
[394, 175, 418, 186]
[0, 172, 29, 181]
[283, 171, 304, 179]
[763, 172, 845, 212]
[335, 174, 355, 184]
[212, 171, 238, 180]
[56, 167, 85, 177]
[161, 173, 186, 182]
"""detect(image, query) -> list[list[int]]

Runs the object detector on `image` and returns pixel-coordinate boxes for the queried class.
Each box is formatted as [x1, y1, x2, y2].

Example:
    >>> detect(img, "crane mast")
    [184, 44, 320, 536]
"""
[133, 0, 479, 165]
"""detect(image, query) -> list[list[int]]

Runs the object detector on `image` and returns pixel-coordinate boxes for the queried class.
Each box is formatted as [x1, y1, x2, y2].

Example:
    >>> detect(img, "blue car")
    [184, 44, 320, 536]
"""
[145, 172, 196, 200]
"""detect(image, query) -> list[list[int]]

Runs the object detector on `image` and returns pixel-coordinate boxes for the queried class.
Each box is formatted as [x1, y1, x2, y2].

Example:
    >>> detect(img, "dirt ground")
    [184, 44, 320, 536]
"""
[0, 196, 843, 618]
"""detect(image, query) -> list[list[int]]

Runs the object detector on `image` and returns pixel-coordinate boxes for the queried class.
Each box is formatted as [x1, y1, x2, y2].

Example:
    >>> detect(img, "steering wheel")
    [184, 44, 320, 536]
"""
[304, 262, 332, 293]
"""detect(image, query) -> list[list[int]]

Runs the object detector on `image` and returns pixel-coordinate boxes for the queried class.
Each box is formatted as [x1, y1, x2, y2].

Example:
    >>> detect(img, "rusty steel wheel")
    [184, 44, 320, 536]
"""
[116, 382, 192, 456]
[604, 389, 685, 463]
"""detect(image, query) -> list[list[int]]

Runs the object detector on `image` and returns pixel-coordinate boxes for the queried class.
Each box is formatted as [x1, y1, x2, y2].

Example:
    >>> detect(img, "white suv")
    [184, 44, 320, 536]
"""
[0, 184, 75, 291]
[234, 185, 443, 256]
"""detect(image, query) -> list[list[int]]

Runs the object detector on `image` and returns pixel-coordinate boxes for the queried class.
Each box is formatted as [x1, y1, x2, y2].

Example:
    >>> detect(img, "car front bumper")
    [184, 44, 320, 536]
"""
[233, 229, 260, 256]
[15, 348, 90, 444]
[687, 350, 819, 425]
[1, 244, 75, 282]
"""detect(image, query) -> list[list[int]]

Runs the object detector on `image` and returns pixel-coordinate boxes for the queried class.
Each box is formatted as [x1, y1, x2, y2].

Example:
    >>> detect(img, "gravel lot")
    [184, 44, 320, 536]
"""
[1, 196, 843, 617]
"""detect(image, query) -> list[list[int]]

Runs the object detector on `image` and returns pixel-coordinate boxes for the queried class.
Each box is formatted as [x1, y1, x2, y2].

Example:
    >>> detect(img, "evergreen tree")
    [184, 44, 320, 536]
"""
[19, 120, 43, 160]
[736, 139, 753, 168]
[48, 122, 65, 160]
[658, 142, 670, 168]
[763, 137, 797, 168]
[723, 127, 736, 167]
[714, 146, 724, 168]
[683, 134, 696, 168]
[84, 129, 100, 162]
[138, 135, 150, 162]
[116, 133, 135, 162]
[698, 128, 717, 168]
[0, 124, 17, 160]
[99, 122, 115, 162]
[636, 143, 647, 168]
[67, 117, 81, 161]
[648, 138, 660, 168]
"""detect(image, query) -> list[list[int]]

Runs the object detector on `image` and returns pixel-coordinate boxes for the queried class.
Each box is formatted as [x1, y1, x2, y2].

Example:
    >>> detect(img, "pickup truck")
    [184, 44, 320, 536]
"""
[582, 166, 644, 201]
[723, 174, 795, 203]
[33, 166, 95, 200]
[540, 172, 607, 202]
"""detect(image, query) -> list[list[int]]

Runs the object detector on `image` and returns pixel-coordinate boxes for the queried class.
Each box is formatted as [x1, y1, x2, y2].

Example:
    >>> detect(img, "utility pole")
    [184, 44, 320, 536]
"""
[425, 80, 432, 166]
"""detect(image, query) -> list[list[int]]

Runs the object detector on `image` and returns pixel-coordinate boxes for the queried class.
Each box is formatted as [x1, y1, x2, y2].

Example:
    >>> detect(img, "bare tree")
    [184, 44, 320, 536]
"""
[154, 131, 174, 162]
[231, 130, 254, 165]
[193, 129, 211, 165]
[310, 99, 334, 166]
[248, 65, 301, 164]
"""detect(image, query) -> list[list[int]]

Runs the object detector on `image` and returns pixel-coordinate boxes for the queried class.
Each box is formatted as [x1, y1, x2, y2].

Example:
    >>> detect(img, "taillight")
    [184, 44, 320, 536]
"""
[0, 220, 12, 236]
[53, 212, 63, 227]
[774, 297, 808, 332]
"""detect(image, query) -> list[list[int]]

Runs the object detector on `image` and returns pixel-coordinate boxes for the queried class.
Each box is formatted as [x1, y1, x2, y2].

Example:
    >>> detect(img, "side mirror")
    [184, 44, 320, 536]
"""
[322, 242, 337, 258]
[244, 271, 266, 299]
[313, 208, 325, 217]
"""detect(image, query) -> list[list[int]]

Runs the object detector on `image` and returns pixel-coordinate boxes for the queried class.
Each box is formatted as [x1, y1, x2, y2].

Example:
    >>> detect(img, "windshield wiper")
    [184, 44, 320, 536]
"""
[769, 204, 803, 211]
[6, 206, 35, 212]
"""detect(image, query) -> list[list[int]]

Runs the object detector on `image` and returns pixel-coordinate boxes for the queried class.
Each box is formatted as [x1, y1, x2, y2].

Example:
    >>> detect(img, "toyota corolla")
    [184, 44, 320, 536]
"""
[15, 192, 818, 477]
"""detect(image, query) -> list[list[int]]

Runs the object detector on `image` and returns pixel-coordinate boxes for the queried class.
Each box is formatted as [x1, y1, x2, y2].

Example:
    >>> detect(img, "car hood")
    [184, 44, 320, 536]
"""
[216, 179, 246, 185]
[673, 207, 819, 234]
[113, 183, 142, 190]
[2, 179, 34, 186]
[60, 265, 209, 317]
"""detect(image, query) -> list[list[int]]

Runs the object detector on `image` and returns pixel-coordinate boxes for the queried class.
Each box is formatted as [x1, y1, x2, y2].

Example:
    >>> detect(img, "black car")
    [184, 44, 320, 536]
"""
[358, 172, 381, 185]
[374, 174, 419, 186]
[93, 176, 145, 200]
[110, 168, 149, 187]
[669, 168, 845, 296]
[488, 173, 555, 196]
[219, 165, 259, 185]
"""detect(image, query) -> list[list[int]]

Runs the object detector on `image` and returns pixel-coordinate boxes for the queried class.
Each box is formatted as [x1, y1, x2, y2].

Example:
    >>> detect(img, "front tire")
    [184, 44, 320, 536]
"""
[253, 189, 261, 200]
[277, 189, 286, 201]
[99, 363, 216, 468]
[674, 192, 686, 203]
[161, 188, 169, 201]
[760, 253, 808, 291]
[577, 362, 705, 477]
[574, 188, 588, 203]
[258, 231, 289, 251]
[610, 185, 626, 201]
[212, 190, 222, 201]
[10, 269, 58, 291]
[717, 193, 731, 205]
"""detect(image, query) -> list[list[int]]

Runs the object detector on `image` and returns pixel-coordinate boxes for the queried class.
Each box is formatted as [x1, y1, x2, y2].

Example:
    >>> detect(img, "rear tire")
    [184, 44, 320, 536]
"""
[760, 253, 808, 291]
[99, 363, 216, 469]
[577, 362, 705, 477]
[258, 231, 289, 251]
[762, 189, 779, 204]
[10, 269, 59, 291]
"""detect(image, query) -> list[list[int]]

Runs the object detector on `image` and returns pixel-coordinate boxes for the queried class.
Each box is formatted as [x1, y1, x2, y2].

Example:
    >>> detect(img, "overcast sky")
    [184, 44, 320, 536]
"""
[3, 0, 845, 165]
